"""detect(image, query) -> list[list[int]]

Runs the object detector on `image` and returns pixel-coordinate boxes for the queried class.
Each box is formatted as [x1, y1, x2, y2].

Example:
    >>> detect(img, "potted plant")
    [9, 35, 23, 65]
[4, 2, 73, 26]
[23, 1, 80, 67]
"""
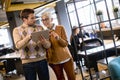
[96, 10, 103, 15]
[96, 10, 103, 21]
[113, 7, 118, 12]
[113, 7, 119, 18]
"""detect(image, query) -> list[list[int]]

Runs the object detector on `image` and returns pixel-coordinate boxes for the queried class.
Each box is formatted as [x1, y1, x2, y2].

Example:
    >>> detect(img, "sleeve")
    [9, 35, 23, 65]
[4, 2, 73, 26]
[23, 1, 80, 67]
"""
[57, 26, 68, 47]
[42, 40, 51, 49]
[13, 28, 31, 49]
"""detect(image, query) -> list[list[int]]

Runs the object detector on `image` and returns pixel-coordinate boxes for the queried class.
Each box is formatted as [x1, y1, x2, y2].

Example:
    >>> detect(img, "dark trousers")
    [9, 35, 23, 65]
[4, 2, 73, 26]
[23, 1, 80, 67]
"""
[49, 59, 76, 80]
[23, 59, 49, 80]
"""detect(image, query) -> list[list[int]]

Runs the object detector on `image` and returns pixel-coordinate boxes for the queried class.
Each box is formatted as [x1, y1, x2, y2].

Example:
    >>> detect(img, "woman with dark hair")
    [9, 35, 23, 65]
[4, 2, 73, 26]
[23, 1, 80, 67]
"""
[70, 26, 81, 51]
[70, 26, 81, 68]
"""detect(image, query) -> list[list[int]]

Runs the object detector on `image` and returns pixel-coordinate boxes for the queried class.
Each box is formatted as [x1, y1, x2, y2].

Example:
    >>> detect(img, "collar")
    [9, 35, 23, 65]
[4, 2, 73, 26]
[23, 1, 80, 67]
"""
[47, 24, 56, 30]
[52, 24, 56, 30]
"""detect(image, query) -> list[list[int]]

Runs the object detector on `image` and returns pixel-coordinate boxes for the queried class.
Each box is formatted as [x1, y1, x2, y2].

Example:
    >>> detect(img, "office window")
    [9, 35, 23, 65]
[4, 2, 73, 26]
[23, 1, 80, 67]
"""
[67, 0, 97, 27]
[77, 4, 96, 25]
[67, 0, 120, 29]
[0, 28, 12, 47]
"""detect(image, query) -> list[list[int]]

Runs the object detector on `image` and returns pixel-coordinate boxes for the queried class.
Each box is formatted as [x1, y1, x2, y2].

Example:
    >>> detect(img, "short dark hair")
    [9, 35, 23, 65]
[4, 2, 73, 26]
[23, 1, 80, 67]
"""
[20, 8, 34, 20]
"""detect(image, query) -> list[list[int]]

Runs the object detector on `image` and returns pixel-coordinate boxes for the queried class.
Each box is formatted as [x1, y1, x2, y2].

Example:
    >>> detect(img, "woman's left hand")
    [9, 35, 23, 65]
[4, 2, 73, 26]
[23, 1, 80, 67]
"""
[50, 31, 59, 40]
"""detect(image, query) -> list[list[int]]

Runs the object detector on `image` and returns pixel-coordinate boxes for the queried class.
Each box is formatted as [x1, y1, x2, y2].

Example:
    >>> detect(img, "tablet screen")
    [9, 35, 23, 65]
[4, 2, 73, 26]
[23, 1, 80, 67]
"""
[31, 30, 49, 42]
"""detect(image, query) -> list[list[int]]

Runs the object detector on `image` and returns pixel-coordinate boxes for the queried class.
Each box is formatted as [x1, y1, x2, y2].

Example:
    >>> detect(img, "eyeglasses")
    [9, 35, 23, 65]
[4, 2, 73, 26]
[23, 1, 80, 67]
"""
[41, 18, 49, 22]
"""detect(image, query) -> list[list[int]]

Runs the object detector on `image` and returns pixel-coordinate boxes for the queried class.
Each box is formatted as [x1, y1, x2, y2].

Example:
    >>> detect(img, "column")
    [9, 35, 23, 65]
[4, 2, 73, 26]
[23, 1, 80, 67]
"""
[6, 11, 22, 49]
[55, 0, 71, 42]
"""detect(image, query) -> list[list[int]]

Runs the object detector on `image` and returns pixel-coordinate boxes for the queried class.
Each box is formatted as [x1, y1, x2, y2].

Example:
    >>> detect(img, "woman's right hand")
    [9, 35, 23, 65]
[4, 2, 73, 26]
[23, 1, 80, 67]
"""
[50, 31, 59, 40]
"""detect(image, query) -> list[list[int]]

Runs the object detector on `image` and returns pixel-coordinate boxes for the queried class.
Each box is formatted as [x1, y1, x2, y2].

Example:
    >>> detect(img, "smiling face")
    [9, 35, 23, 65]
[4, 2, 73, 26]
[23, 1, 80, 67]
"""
[41, 12, 53, 29]
[20, 9, 36, 26]
[23, 13, 36, 26]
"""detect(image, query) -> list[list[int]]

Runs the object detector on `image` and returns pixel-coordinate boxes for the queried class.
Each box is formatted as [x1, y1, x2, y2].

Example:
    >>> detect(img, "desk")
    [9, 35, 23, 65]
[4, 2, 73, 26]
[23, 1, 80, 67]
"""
[0, 52, 22, 75]
[96, 27, 120, 39]
[97, 56, 116, 65]
[103, 39, 113, 44]
[0, 52, 20, 59]
[0, 46, 14, 56]
[78, 40, 120, 56]
[96, 27, 120, 32]
[78, 40, 120, 72]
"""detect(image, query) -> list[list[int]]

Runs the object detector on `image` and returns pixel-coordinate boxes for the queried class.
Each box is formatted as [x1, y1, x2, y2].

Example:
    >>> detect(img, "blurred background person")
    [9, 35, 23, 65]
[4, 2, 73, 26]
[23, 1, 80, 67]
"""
[100, 22, 107, 29]
[70, 26, 81, 73]
[70, 26, 80, 52]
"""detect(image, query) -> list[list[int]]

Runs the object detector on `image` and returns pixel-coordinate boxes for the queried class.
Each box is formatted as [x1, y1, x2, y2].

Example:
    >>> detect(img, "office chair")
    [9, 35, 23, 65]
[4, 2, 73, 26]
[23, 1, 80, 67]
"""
[80, 38, 103, 72]
[0, 48, 15, 56]
[108, 56, 120, 80]
[0, 48, 15, 74]
[80, 38, 103, 51]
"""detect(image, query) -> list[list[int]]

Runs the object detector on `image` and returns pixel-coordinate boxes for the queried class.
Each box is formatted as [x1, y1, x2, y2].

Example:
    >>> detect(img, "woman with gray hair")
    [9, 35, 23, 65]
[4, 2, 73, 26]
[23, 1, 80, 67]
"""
[41, 12, 76, 80]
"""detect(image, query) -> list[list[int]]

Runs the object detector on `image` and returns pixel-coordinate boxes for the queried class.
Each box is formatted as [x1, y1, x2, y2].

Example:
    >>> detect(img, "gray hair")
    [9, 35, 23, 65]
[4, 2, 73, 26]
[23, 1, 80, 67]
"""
[41, 12, 52, 18]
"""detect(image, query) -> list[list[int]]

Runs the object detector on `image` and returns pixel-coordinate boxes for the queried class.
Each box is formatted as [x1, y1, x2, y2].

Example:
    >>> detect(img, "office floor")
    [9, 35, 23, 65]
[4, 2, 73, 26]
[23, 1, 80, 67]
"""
[4, 63, 110, 80]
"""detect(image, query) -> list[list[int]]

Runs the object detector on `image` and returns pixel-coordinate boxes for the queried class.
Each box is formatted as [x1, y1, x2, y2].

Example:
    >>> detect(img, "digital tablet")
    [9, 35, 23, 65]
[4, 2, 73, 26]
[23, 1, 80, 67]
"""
[31, 30, 49, 42]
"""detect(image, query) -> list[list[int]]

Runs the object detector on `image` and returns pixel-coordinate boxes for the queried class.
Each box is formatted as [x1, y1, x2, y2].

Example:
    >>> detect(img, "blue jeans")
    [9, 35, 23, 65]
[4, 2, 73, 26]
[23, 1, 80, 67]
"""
[23, 59, 49, 80]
